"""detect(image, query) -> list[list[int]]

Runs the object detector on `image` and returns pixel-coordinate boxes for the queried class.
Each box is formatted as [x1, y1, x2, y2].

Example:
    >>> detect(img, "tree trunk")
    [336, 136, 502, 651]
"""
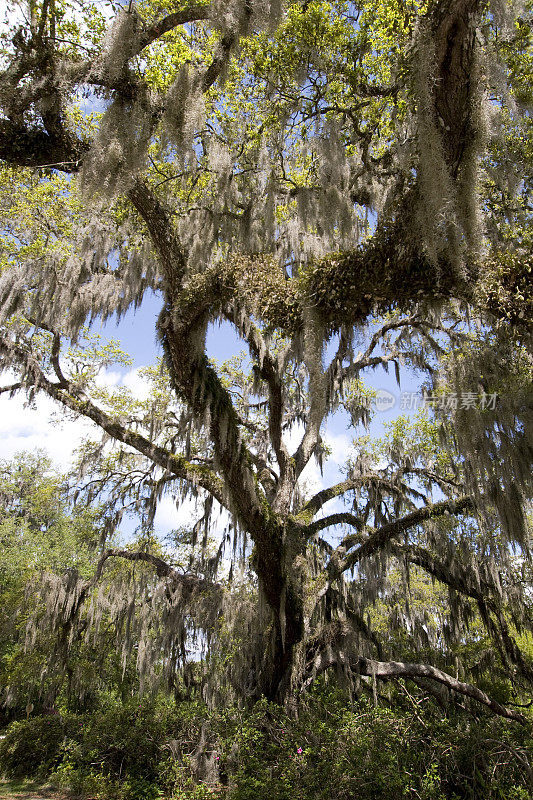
[253, 525, 306, 702]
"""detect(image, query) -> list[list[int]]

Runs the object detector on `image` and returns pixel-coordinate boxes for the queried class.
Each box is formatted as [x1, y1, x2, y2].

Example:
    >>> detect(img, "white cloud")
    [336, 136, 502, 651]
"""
[282, 421, 304, 454]
[94, 366, 151, 400]
[324, 430, 352, 468]
[297, 459, 323, 500]
[0, 390, 96, 466]
[95, 368, 122, 389]
[0, 366, 152, 469]
[122, 368, 151, 401]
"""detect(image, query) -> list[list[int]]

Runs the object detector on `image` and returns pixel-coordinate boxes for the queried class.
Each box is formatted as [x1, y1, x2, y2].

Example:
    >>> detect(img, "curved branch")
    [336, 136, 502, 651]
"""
[356, 658, 528, 724]
[303, 647, 527, 723]
[127, 186, 276, 539]
[56, 546, 221, 643]
[302, 473, 407, 518]
[307, 496, 474, 619]
[305, 512, 364, 539]
[302, 478, 356, 517]
[137, 4, 212, 51]
[309, 500, 462, 618]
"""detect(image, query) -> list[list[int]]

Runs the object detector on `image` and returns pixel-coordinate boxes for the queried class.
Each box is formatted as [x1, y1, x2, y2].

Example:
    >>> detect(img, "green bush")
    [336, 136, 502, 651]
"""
[49, 698, 209, 799]
[0, 714, 63, 778]
[67, 700, 165, 782]
[51, 763, 162, 800]
[2, 689, 531, 799]
[220, 690, 533, 800]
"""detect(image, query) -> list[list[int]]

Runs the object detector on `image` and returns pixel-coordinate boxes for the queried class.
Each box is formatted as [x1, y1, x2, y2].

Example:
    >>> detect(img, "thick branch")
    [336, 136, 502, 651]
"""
[431, 0, 481, 173]
[137, 5, 211, 51]
[123, 196, 280, 585]
[0, 381, 23, 394]
[302, 473, 407, 518]
[128, 178, 186, 292]
[202, 31, 236, 92]
[302, 479, 358, 517]
[303, 647, 527, 722]
[127, 187, 270, 533]
[357, 658, 527, 724]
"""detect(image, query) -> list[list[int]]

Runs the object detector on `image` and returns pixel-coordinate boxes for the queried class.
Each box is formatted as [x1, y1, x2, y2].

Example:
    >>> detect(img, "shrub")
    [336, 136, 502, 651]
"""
[0, 714, 63, 778]
[2, 689, 531, 799]
[219, 689, 533, 800]
[67, 700, 164, 782]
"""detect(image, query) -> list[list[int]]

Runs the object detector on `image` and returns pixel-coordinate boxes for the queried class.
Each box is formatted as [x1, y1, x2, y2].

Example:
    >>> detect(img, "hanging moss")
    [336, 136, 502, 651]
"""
[436, 332, 533, 547]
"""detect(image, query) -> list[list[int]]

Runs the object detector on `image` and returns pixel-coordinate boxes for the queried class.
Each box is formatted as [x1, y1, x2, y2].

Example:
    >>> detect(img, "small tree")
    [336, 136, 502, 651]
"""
[0, 0, 531, 715]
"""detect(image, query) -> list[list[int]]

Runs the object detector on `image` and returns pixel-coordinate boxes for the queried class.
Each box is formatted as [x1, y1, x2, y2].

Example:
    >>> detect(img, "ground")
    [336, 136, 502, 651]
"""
[0, 779, 66, 800]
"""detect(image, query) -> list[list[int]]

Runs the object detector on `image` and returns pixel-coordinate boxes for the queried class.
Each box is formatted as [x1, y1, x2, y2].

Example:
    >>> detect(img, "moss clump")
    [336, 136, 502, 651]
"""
[300, 218, 471, 329]
[478, 252, 533, 340]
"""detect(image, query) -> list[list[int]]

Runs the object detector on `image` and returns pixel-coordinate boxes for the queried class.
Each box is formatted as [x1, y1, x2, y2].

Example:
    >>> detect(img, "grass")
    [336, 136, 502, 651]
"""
[0, 778, 65, 799]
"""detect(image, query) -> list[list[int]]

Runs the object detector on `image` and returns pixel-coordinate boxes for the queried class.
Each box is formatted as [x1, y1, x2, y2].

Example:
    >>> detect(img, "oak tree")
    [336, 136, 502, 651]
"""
[0, 0, 532, 717]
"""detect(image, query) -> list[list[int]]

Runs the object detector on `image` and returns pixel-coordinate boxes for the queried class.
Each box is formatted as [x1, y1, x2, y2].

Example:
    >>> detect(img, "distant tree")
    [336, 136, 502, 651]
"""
[0, 452, 107, 711]
[0, 0, 531, 716]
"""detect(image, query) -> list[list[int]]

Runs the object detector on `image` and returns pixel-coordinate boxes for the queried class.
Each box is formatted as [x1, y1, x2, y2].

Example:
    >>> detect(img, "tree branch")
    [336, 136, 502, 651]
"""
[301, 473, 407, 518]
[0, 381, 23, 394]
[0, 118, 88, 171]
[3, 338, 228, 509]
[302, 645, 528, 723]
[127, 186, 269, 532]
[305, 512, 364, 539]
[58, 546, 222, 642]
[336, 496, 475, 575]
[356, 658, 528, 724]
[137, 4, 211, 51]
[128, 178, 187, 293]
[98, 548, 220, 596]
